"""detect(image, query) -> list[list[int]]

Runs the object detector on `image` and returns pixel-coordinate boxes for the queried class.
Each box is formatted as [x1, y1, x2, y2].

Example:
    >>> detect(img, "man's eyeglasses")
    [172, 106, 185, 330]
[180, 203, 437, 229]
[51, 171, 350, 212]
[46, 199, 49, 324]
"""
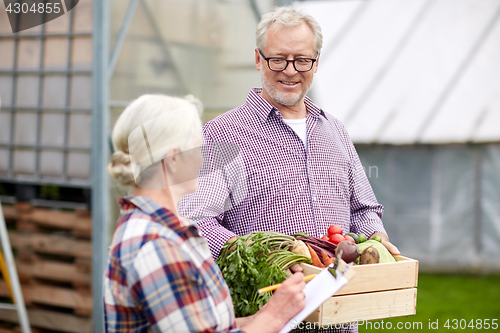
[258, 49, 317, 72]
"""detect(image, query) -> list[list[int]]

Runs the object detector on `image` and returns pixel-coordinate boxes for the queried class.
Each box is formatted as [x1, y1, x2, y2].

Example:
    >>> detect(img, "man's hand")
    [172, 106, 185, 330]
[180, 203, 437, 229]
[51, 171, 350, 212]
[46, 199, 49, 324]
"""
[221, 236, 239, 253]
[370, 232, 400, 255]
[227, 236, 239, 244]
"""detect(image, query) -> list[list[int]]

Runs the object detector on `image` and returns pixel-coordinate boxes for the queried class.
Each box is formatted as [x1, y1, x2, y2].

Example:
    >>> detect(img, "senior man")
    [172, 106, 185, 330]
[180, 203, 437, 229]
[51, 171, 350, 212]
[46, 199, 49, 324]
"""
[180, 6, 398, 271]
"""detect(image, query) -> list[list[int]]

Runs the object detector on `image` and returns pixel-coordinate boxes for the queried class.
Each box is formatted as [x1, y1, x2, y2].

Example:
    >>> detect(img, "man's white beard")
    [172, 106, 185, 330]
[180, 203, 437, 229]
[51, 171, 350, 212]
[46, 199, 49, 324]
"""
[260, 71, 308, 106]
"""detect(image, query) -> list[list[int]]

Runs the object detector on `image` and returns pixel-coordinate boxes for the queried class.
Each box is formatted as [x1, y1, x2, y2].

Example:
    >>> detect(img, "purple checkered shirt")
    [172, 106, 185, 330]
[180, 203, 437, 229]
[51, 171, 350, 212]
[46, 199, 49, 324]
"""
[179, 88, 386, 260]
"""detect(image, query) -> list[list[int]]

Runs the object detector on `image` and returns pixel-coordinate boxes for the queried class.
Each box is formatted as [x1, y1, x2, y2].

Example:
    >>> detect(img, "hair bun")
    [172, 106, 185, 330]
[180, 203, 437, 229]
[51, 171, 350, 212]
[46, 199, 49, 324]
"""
[107, 151, 135, 186]
[183, 94, 204, 117]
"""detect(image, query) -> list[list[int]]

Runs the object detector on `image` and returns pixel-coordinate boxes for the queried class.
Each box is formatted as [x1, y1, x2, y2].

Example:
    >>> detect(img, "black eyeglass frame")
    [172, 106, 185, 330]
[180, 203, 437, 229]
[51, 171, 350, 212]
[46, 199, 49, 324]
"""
[258, 49, 318, 72]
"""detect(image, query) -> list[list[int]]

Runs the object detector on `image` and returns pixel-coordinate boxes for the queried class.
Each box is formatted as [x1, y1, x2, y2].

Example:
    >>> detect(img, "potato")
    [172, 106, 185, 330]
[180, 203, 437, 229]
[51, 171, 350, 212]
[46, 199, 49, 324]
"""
[359, 246, 380, 264]
[357, 240, 396, 263]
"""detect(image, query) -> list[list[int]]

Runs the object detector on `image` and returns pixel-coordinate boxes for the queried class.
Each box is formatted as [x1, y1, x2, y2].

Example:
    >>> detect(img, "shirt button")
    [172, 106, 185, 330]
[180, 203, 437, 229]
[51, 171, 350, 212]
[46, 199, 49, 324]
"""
[313, 196, 317, 201]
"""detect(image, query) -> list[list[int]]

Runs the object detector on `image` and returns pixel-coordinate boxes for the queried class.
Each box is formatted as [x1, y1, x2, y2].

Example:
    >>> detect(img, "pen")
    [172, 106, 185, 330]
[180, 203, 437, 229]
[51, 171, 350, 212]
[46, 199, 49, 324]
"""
[257, 274, 317, 294]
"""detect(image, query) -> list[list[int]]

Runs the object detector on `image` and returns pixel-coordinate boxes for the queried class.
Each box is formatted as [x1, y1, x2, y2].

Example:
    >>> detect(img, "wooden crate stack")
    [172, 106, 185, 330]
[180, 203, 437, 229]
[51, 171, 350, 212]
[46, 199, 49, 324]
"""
[0, 203, 92, 333]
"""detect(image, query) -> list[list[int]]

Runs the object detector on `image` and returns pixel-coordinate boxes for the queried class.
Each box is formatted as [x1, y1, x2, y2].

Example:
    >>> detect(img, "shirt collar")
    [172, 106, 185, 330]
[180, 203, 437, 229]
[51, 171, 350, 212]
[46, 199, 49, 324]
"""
[119, 196, 192, 235]
[246, 87, 328, 122]
[246, 88, 275, 122]
[304, 96, 328, 120]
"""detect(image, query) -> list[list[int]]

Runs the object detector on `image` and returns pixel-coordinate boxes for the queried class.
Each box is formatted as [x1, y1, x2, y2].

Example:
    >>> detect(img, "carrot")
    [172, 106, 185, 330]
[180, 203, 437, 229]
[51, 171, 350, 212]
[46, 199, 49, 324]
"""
[321, 250, 333, 266]
[307, 244, 325, 268]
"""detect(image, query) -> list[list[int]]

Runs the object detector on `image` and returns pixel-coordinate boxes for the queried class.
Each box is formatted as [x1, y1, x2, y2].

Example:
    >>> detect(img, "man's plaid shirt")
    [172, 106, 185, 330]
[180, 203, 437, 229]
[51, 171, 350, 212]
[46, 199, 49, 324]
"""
[104, 196, 242, 332]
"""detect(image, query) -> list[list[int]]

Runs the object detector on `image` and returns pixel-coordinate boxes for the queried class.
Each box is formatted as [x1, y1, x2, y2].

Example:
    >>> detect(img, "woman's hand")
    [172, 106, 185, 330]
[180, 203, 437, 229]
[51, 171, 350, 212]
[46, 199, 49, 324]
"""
[239, 272, 306, 333]
[264, 272, 306, 326]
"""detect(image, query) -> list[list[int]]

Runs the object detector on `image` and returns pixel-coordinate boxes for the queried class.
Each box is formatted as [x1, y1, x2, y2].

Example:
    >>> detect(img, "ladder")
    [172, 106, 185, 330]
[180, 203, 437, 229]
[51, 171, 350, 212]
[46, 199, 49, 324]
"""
[0, 201, 31, 333]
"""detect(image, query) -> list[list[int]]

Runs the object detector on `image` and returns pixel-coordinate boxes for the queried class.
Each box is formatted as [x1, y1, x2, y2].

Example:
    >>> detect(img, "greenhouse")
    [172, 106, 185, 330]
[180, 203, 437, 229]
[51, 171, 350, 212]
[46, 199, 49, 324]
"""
[0, 0, 499, 332]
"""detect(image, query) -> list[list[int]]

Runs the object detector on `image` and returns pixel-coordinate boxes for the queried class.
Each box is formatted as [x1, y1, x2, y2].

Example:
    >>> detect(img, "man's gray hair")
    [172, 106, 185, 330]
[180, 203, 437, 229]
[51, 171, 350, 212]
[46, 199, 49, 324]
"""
[256, 6, 323, 55]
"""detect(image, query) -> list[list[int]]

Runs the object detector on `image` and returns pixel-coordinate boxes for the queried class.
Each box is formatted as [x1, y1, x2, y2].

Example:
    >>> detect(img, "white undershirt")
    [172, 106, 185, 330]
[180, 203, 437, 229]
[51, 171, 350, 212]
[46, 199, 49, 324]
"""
[283, 118, 307, 147]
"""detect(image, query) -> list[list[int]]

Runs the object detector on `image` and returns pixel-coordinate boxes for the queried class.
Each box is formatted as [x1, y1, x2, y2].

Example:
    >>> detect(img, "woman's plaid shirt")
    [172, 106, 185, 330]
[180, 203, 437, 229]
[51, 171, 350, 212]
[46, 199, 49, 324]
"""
[104, 196, 242, 332]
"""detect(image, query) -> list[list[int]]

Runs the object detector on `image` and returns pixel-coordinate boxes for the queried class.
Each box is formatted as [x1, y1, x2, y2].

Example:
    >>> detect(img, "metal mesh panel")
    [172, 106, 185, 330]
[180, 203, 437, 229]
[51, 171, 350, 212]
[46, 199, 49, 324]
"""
[0, 0, 92, 187]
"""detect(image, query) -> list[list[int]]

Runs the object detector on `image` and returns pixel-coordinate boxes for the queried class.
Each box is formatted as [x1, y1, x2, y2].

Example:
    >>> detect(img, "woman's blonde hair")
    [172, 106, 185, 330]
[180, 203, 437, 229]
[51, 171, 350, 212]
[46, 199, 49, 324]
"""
[108, 94, 202, 187]
[256, 6, 323, 55]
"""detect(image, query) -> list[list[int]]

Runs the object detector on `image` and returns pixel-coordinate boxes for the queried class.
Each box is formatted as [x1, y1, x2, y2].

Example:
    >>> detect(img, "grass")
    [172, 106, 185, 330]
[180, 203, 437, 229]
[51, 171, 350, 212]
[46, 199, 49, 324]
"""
[359, 273, 500, 332]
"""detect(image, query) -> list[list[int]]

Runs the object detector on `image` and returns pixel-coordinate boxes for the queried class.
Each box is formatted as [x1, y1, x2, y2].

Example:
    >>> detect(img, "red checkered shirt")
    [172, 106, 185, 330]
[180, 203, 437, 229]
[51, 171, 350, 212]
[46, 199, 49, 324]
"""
[179, 88, 386, 260]
[104, 196, 242, 333]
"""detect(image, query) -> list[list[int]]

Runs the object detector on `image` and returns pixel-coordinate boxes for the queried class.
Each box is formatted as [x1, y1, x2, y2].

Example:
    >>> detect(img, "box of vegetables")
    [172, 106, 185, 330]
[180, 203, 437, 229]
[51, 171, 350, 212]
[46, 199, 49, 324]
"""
[216, 229, 418, 326]
[296, 230, 418, 326]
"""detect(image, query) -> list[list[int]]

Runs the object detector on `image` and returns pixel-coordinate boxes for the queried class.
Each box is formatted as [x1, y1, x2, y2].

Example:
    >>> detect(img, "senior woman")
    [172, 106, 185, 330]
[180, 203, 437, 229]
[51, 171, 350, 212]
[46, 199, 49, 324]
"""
[103, 94, 306, 333]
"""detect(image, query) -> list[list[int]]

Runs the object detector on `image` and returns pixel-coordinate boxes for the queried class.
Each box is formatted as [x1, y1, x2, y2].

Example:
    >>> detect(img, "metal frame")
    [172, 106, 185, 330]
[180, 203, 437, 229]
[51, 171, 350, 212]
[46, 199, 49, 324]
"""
[0, 32, 91, 39]
[6, 18, 19, 181]
[63, 8, 77, 183]
[0, 105, 90, 112]
[0, 69, 91, 75]
[0, 143, 89, 151]
[107, 0, 140, 80]
[33, 12, 46, 183]
[91, 0, 110, 331]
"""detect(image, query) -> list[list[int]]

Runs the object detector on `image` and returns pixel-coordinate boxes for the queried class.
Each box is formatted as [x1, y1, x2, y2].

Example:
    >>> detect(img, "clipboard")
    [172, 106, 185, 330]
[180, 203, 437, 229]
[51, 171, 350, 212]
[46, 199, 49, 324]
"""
[278, 260, 356, 333]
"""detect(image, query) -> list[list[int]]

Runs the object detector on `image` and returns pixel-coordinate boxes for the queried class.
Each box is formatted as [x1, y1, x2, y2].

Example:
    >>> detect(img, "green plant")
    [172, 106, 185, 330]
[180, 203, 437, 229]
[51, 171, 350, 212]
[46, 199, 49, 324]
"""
[216, 232, 310, 317]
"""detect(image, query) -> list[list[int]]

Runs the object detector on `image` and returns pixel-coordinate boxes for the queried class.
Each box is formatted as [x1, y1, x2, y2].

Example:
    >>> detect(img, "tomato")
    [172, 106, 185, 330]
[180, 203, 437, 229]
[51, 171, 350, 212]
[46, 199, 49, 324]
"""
[321, 235, 329, 241]
[329, 234, 345, 245]
[327, 225, 343, 236]
[344, 235, 356, 243]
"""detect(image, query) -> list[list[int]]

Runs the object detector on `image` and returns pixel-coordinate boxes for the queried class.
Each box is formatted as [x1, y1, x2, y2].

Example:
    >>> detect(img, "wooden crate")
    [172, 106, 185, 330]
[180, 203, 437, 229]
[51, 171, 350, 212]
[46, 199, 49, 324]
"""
[300, 255, 418, 325]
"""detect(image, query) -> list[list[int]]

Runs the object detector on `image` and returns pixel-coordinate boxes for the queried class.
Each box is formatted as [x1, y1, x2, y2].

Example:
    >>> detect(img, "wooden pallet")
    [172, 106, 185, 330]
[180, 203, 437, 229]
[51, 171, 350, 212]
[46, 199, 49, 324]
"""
[0, 203, 92, 333]
[12, 203, 91, 238]
[0, 308, 91, 333]
[8, 232, 91, 259]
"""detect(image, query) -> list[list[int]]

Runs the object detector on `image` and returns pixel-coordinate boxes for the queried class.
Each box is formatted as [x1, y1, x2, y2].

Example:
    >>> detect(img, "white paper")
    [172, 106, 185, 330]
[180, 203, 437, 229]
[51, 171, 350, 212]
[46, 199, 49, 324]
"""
[278, 266, 348, 333]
